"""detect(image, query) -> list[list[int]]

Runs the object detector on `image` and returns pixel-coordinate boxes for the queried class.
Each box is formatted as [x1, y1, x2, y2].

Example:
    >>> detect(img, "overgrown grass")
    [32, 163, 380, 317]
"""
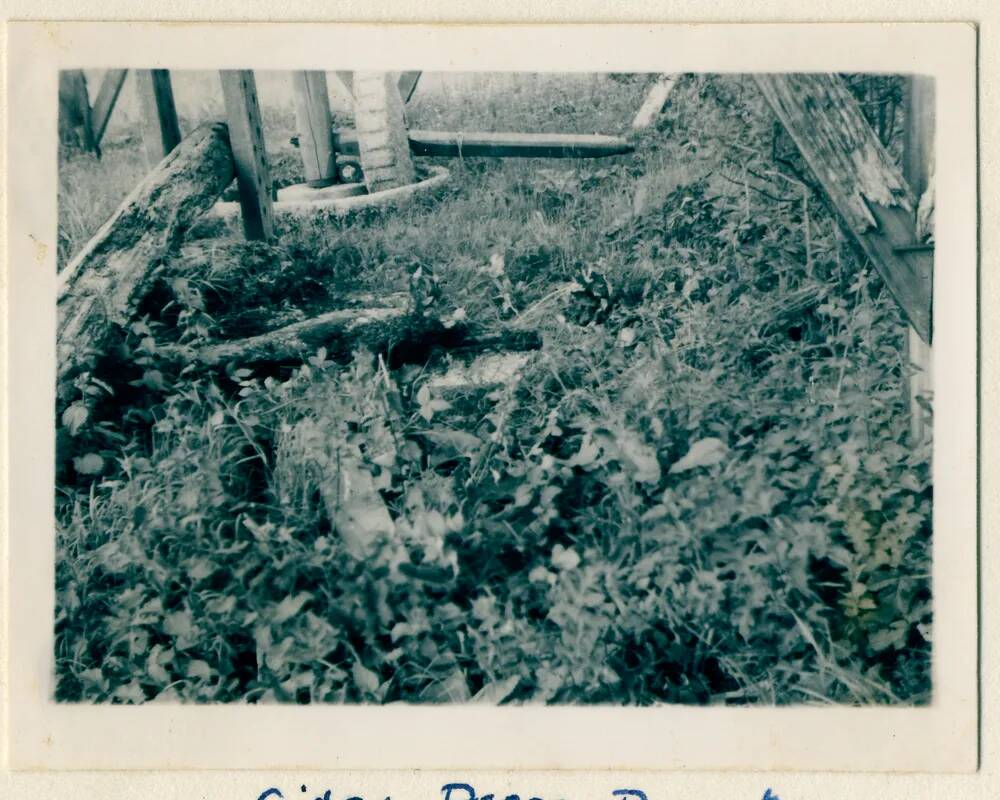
[55, 73, 931, 705]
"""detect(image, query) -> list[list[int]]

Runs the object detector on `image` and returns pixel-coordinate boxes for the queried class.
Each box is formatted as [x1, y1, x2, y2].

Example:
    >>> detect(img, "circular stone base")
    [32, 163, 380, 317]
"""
[276, 182, 367, 203]
[210, 166, 450, 221]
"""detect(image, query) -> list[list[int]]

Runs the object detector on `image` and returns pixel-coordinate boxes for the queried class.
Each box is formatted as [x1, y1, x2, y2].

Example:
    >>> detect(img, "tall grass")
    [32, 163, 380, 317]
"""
[55, 72, 931, 705]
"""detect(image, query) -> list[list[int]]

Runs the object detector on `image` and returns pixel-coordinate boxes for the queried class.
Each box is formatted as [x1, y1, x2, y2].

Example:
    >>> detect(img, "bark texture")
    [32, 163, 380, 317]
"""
[57, 122, 236, 412]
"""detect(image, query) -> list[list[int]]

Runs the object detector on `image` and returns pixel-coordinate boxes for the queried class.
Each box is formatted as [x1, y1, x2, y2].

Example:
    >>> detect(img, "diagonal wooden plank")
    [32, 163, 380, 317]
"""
[755, 73, 932, 343]
[397, 71, 422, 103]
[631, 74, 678, 130]
[91, 68, 128, 146]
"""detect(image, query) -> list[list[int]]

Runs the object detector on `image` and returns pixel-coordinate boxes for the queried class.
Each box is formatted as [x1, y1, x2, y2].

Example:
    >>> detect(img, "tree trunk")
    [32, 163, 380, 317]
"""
[754, 73, 932, 343]
[57, 122, 235, 414]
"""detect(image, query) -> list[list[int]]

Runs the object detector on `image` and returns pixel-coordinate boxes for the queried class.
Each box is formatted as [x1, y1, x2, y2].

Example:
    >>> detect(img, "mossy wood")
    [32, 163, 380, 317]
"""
[754, 73, 932, 343]
[57, 123, 236, 414]
[161, 303, 542, 369]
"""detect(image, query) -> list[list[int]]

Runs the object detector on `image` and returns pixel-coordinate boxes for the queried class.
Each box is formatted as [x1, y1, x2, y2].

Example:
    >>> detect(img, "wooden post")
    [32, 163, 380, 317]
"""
[398, 71, 422, 103]
[902, 75, 935, 444]
[90, 68, 128, 147]
[334, 71, 354, 93]
[631, 74, 678, 130]
[754, 74, 932, 343]
[219, 70, 274, 241]
[135, 69, 181, 167]
[58, 70, 98, 154]
[292, 71, 337, 188]
[57, 123, 235, 418]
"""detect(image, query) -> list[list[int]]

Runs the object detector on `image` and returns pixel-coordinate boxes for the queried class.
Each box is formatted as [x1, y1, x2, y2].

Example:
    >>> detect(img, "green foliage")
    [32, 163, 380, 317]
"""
[55, 73, 930, 705]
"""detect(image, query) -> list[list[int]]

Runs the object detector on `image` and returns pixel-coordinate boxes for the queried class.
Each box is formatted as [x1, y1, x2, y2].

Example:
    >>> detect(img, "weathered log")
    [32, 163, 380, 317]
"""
[754, 74, 932, 343]
[158, 301, 542, 370]
[332, 128, 635, 159]
[57, 122, 236, 413]
[160, 304, 415, 367]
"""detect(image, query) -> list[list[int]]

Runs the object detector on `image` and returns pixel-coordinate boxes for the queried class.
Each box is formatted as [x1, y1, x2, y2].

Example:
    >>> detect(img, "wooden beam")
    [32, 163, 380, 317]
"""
[398, 71, 422, 103]
[291, 70, 337, 188]
[91, 68, 128, 146]
[902, 75, 935, 443]
[220, 70, 274, 241]
[58, 70, 98, 154]
[332, 128, 634, 159]
[755, 74, 931, 343]
[631, 74, 679, 130]
[57, 123, 235, 417]
[335, 71, 421, 103]
[135, 69, 182, 167]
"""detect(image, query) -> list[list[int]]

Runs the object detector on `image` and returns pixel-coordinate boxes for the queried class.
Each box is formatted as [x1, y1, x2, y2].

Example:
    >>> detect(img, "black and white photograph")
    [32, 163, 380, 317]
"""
[53, 66, 936, 707]
[4, 18, 981, 781]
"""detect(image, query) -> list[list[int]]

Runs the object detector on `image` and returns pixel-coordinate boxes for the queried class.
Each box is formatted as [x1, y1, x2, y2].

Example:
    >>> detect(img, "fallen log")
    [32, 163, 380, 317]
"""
[754, 74, 932, 343]
[332, 128, 634, 159]
[157, 302, 542, 370]
[57, 122, 236, 414]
